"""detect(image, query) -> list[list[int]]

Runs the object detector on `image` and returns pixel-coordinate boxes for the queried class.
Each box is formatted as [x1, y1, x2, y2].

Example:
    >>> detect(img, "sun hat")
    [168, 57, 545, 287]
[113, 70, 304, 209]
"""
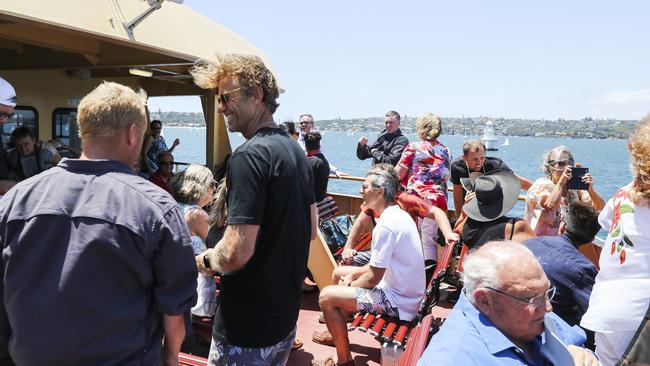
[462, 169, 521, 222]
[0, 77, 16, 107]
[460, 172, 484, 193]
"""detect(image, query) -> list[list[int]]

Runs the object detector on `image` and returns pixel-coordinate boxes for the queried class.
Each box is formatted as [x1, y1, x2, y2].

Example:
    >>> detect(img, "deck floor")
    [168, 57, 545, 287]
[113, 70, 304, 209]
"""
[182, 290, 454, 366]
[288, 291, 381, 366]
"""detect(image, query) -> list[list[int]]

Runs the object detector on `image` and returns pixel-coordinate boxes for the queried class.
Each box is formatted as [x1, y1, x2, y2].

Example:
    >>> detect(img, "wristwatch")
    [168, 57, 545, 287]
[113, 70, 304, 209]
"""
[203, 254, 212, 270]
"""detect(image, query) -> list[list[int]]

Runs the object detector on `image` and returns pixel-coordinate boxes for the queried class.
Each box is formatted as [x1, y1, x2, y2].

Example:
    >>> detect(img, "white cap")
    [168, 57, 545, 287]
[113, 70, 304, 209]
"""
[0, 77, 16, 107]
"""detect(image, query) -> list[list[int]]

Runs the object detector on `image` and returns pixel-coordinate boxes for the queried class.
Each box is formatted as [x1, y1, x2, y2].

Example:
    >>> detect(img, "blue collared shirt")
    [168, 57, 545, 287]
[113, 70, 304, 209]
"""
[417, 292, 586, 366]
[525, 235, 597, 326]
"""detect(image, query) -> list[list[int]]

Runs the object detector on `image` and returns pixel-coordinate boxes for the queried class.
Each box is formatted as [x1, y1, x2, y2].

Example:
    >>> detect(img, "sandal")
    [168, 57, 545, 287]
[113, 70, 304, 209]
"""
[292, 337, 303, 350]
[312, 330, 335, 347]
[318, 312, 355, 324]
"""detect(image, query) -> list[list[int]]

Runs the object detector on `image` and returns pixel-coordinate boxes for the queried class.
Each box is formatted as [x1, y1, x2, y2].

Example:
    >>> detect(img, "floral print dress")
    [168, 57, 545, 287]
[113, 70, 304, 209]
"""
[398, 140, 452, 210]
[524, 176, 591, 236]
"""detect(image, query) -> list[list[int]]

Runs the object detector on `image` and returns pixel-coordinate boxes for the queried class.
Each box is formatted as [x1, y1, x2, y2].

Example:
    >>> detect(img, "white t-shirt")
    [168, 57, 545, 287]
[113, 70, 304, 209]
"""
[581, 183, 650, 332]
[370, 204, 425, 321]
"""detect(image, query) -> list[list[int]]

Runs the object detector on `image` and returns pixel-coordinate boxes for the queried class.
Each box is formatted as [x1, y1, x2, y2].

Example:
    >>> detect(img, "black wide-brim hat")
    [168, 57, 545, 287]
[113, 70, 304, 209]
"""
[462, 169, 521, 222]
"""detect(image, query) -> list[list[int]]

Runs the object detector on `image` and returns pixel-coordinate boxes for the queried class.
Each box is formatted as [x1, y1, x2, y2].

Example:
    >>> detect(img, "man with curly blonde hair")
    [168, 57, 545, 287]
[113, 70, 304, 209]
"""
[193, 54, 317, 365]
[0, 82, 198, 365]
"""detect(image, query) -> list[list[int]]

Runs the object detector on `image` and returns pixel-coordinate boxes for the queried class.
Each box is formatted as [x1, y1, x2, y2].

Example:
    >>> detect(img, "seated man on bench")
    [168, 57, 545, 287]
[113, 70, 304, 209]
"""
[341, 166, 459, 267]
[313, 165, 426, 366]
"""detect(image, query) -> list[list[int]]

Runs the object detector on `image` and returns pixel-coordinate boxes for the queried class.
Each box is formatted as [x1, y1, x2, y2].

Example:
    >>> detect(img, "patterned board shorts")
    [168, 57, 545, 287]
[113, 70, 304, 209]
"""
[354, 287, 400, 318]
[208, 327, 295, 366]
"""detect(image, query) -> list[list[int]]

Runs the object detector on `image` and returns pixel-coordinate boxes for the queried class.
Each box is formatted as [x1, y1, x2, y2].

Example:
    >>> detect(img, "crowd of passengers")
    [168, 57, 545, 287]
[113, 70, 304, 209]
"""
[0, 53, 648, 366]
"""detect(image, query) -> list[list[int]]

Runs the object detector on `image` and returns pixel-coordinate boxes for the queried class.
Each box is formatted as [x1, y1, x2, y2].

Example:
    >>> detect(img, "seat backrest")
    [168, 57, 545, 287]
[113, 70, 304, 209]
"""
[317, 196, 339, 222]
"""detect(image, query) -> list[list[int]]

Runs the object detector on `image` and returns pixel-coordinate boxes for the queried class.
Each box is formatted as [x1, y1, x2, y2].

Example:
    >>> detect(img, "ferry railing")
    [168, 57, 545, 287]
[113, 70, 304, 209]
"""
[328, 174, 528, 200]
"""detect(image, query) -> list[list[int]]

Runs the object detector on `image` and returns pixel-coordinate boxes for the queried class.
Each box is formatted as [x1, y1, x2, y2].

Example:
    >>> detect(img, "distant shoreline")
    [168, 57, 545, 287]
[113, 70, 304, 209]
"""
[163, 125, 627, 141]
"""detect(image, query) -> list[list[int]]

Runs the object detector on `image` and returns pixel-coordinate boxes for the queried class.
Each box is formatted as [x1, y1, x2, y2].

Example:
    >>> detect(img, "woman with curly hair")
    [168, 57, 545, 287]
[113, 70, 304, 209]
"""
[581, 115, 650, 365]
[524, 145, 605, 236]
[395, 113, 452, 263]
[172, 164, 216, 317]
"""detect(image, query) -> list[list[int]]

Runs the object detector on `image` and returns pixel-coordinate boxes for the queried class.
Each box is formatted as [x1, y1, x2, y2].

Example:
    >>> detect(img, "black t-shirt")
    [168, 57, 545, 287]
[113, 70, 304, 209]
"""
[309, 153, 330, 202]
[214, 127, 315, 347]
[449, 156, 512, 185]
[462, 216, 523, 249]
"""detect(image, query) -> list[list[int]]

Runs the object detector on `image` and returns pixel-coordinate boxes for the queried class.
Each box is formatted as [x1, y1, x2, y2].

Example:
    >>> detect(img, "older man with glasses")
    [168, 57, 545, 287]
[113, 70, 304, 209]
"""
[418, 240, 598, 366]
[0, 77, 17, 194]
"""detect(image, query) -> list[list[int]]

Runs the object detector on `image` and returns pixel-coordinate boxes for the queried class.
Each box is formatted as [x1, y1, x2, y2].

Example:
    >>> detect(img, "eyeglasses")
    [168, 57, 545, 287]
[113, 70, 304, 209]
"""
[548, 160, 570, 167]
[484, 286, 556, 309]
[0, 112, 14, 120]
[217, 87, 242, 105]
[299, 121, 313, 125]
[211, 180, 218, 189]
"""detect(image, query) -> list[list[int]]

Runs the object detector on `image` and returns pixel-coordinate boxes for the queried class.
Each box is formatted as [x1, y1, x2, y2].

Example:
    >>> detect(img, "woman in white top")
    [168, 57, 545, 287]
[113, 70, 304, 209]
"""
[581, 114, 650, 365]
[524, 145, 605, 236]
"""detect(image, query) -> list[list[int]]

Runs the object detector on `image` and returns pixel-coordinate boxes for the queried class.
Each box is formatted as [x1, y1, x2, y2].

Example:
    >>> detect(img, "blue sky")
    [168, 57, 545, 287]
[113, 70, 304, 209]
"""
[148, 0, 650, 121]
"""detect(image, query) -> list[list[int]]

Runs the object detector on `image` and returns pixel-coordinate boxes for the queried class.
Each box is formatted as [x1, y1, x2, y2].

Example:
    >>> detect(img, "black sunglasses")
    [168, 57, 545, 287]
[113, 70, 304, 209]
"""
[217, 87, 242, 105]
[0, 112, 14, 119]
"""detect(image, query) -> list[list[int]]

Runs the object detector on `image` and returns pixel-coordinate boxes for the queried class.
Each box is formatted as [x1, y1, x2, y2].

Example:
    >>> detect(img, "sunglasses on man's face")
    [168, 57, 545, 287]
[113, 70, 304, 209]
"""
[0, 112, 14, 119]
[217, 87, 242, 105]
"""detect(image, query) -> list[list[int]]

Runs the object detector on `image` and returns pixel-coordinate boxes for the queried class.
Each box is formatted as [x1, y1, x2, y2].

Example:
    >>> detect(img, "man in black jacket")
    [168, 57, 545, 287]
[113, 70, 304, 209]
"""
[356, 110, 409, 166]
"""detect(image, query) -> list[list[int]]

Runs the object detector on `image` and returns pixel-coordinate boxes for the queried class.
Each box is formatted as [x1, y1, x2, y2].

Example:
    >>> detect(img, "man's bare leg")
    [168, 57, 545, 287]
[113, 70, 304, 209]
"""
[319, 286, 358, 363]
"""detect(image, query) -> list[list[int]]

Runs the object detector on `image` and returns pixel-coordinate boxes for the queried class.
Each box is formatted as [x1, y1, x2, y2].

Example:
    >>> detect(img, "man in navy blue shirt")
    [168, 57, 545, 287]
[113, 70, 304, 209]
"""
[525, 202, 601, 326]
[418, 241, 598, 366]
[0, 82, 197, 366]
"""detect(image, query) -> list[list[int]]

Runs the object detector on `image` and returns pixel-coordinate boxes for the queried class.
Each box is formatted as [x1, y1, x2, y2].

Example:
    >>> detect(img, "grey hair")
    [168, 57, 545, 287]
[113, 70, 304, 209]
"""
[299, 113, 314, 122]
[367, 165, 398, 203]
[462, 241, 536, 304]
[172, 164, 214, 204]
[541, 145, 575, 177]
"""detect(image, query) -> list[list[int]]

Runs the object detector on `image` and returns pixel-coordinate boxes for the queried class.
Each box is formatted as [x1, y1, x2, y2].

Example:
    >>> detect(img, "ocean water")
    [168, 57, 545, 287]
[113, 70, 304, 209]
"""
[166, 127, 632, 217]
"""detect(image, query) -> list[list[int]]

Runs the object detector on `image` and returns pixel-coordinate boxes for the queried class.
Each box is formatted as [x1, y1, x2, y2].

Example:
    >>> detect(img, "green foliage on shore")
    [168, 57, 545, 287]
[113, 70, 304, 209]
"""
[150, 111, 637, 140]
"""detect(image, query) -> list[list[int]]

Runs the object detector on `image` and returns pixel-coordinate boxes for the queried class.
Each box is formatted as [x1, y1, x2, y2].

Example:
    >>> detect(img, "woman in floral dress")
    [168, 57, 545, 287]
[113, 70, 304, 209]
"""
[396, 113, 451, 263]
[524, 145, 605, 236]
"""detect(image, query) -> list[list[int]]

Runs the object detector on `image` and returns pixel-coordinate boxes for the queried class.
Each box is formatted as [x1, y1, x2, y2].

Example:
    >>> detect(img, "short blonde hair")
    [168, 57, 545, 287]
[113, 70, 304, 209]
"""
[191, 54, 280, 113]
[77, 82, 147, 139]
[172, 164, 214, 204]
[417, 113, 442, 141]
[628, 114, 650, 205]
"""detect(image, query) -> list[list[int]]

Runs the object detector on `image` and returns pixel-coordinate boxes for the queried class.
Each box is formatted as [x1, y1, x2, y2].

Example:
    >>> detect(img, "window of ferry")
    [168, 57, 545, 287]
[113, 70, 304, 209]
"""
[52, 108, 81, 149]
[1, 106, 38, 149]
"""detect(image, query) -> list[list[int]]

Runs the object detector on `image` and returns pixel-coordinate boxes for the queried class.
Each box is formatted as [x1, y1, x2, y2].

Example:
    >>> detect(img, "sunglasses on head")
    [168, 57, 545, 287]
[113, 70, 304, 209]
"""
[217, 87, 242, 105]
